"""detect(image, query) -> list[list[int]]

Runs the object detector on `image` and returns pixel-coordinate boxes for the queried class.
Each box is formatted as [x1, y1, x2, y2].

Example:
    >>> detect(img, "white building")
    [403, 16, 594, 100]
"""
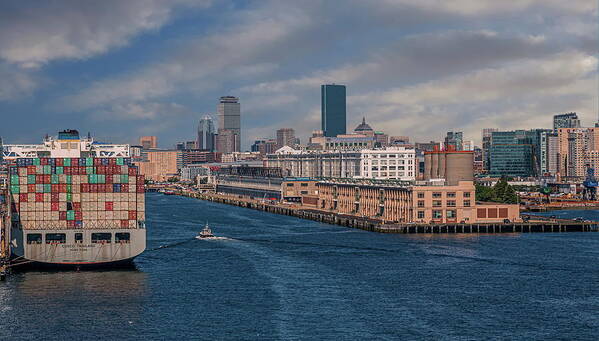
[359, 147, 416, 181]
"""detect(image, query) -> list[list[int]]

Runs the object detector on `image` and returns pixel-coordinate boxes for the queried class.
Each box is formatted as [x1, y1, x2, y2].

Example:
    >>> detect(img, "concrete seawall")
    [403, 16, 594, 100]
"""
[176, 191, 599, 234]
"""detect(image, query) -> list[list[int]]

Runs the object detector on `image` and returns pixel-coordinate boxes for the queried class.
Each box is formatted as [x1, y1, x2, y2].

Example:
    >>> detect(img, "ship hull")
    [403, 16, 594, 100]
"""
[10, 226, 146, 268]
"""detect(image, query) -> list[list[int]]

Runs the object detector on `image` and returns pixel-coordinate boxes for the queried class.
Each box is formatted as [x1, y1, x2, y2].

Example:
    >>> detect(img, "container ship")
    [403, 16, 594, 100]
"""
[3, 130, 145, 268]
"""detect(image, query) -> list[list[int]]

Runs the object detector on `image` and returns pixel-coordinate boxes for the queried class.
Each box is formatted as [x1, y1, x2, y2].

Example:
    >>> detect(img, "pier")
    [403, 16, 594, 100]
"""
[175, 190, 599, 234]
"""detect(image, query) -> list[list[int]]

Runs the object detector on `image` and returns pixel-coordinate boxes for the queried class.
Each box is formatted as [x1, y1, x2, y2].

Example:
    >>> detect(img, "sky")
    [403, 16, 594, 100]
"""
[0, 0, 597, 149]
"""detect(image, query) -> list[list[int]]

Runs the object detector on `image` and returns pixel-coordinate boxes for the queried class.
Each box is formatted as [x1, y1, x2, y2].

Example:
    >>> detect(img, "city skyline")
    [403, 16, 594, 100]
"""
[0, 1, 596, 149]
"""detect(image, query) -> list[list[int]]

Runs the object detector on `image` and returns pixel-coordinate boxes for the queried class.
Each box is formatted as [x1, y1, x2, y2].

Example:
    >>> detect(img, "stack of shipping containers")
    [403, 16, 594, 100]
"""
[8, 157, 145, 230]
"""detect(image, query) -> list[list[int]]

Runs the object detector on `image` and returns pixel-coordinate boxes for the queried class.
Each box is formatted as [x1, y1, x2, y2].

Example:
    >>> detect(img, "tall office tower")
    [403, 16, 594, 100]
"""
[140, 136, 157, 149]
[321, 84, 346, 137]
[217, 96, 241, 152]
[444, 131, 463, 151]
[276, 128, 295, 149]
[0, 136, 3, 164]
[197, 115, 216, 151]
[215, 129, 239, 154]
[482, 128, 497, 172]
[553, 112, 581, 130]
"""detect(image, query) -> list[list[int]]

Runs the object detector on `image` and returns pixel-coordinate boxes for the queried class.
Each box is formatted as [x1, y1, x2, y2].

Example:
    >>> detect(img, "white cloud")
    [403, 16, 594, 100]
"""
[96, 101, 192, 121]
[0, 63, 39, 101]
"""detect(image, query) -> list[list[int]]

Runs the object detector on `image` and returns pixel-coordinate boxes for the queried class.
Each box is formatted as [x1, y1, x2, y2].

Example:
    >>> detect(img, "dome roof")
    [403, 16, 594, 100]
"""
[354, 117, 373, 132]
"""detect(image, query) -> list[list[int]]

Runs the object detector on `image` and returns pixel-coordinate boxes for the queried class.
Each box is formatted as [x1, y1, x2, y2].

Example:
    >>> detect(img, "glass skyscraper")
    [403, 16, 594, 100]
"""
[489, 129, 550, 177]
[321, 84, 346, 137]
[197, 115, 215, 152]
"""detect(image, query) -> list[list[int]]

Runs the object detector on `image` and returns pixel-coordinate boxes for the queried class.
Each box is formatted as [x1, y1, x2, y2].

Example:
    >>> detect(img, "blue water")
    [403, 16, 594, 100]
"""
[1, 193, 599, 340]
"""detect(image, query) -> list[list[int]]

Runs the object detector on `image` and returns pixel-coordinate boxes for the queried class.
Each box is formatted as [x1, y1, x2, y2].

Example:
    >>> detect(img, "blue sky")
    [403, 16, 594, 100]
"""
[0, 0, 597, 149]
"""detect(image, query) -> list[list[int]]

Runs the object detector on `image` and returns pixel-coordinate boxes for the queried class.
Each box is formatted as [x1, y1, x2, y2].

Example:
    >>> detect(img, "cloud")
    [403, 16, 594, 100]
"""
[96, 101, 193, 121]
[0, 63, 39, 101]
[0, 0, 209, 68]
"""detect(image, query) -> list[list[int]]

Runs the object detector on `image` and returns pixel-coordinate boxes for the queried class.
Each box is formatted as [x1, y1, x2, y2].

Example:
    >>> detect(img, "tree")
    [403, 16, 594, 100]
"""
[475, 178, 519, 204]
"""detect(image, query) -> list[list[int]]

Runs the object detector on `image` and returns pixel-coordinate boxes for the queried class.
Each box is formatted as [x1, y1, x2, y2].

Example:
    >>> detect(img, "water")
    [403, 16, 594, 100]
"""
[1, 193, 599, 340]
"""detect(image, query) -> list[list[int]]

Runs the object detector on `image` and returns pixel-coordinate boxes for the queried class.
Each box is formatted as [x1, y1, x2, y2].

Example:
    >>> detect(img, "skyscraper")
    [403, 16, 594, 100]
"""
[139, 136, 157, 149]
[482, 128, 497, 172]
[217, 96, 241, 152]
[276, 128, 295, 149]
[444, 131, 463, 151]
[553, 112, 580, 130]
[321, 84, 346, 137]
[197, 115, 216, 151]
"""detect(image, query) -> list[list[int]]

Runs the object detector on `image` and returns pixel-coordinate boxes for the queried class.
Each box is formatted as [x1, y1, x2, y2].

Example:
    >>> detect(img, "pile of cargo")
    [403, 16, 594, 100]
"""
[8, 157, 145, 229]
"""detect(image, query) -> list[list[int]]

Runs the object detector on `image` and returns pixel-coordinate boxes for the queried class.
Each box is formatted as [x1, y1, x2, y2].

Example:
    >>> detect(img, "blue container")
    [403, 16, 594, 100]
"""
[113, 184, 121, 193]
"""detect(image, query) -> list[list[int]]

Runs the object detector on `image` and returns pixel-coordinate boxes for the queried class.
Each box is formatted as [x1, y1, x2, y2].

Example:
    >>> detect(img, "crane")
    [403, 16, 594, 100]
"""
[582, 165, 598, 201]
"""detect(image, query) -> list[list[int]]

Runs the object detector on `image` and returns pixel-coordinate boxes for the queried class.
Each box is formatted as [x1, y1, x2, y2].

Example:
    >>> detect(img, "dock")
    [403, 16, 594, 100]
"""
[175, 190, 599, 234]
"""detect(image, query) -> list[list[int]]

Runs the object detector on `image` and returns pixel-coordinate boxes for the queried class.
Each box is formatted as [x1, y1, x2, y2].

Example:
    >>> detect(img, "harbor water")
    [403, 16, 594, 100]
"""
[1, 193, 599, 340]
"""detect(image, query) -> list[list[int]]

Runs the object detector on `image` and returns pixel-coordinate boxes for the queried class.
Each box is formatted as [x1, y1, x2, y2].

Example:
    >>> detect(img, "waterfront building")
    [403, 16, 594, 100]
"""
[264, 149, 361, 178]
[177, 149, 218, 169]
[321, 84, 346, 137]
[553, 112, 581, 130]
[359, 147, 416, 181]
[276, 128, 296, 149]
[197, 115, 216, 151]
[140, 136, 157, 150]
[424, 148, 474, 185]
[136, 149, 179, 181]
[217, 96, 241, 152]
[481, 128, 497, 172]
[444, 131, 463, 151]
[489, 129, 550, 177]
[281, 178, 320, 204]
[181, 164, 211, 182]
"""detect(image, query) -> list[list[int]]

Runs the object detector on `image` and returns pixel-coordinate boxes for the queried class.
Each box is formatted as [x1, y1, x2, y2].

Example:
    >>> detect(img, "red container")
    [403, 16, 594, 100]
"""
[56, 158, 63, 166]
[51, 203, 59, 211]
[59, 184, 67, 193]
[91, 184, 98, 192]
[75, 211, 82, 220]
[98, 184, 105, 193]
[106, 175, 113, 183]
[59, 211, 67, 220]
[73, 202, 81, 211]
[67, 220, 75, 228]
[51, 184, 59, 193]
[19, 193, 28, 202]
[137, 175, 145, 184]
[121, 184, 129, 193]
[28, 184, 36, 192]
[64, 166, 71, 175]
[128, 211, 137, 220]
[128, 167, 137, 176]
[27, 166, 36, 175]
[36, 175, 43, 183]
[120, 220, 128, 228]
[105, 202, 113, 211]
[80, 184, 87, 193]
[105, 184, 113, 193]
[109, 159, 117, 166]
[40, 158, 48, 166]
[35, 193, 44, 202]
[94, 158, 101, 166]
[51, 193, 59, 202]
[44, 175, 51, 184]
[136, 185, 144, 193]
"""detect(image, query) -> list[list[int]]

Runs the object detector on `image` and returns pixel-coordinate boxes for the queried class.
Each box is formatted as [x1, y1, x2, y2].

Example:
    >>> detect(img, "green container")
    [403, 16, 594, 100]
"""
[86, 157, 93, 166]
[116, 158, 124, 166]
[66, 184, 72, 193]
[27, 175, 36, 184]
[56, 166, 63, 175]
[51, 174, 59, 184]
[64, 158, 71, 167]
[10, 185, 19, 194]
[66, 193, 72, 201]
[98, 174, 105, 184]
[66, 210, 75, 221]
[44, 184, 51, 193]
[121, 174, 129, 183]
[86, 166, 94, 175]
[32, 158, 40, 166]
[10, 175, 19, 185]
[66, 175, 72, 184]
[43, 165, 51, 174]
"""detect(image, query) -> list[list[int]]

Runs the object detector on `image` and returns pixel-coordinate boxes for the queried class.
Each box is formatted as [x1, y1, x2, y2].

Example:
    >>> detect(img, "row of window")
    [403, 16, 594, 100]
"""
[26, 232, 131, 244]
[417, 210, 457, 219]
[365, 160, 411, 165]
[364, 154, 412, 158]
[286, 183, 310, 187]
[417, 192, 471, 199]
[417, 200, 471, 207]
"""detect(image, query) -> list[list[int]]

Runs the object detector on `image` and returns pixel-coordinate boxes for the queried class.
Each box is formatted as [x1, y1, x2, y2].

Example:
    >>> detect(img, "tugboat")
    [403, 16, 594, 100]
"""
[197, 222, 215, 239]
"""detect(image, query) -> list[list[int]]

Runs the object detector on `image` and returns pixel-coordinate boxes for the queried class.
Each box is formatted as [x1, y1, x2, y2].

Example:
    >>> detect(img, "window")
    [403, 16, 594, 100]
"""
[433, 200, 442, 207]
[75, 233, 83, 244]
[417, 211, 425, 219]
[464, 192, 471, 198]
[286, 183, 294, 187]
[446, 210, 456, 219]
[91, 233, 112, 244]
[300, 191, 308, 195]
[27, 233, 42, 244]
[432, 210, 443, 219]
[447, 200, 456, 207]
[464, 200, 471, 207]
[115, 233, 130, 243]
[417, 192, 424, 198]
[417, 200, 425, 208]
[447, 192, 456, 198]
[46, 233, 66, 244]
[300, 183, 308, 187]
[432, 192, 442, 198]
